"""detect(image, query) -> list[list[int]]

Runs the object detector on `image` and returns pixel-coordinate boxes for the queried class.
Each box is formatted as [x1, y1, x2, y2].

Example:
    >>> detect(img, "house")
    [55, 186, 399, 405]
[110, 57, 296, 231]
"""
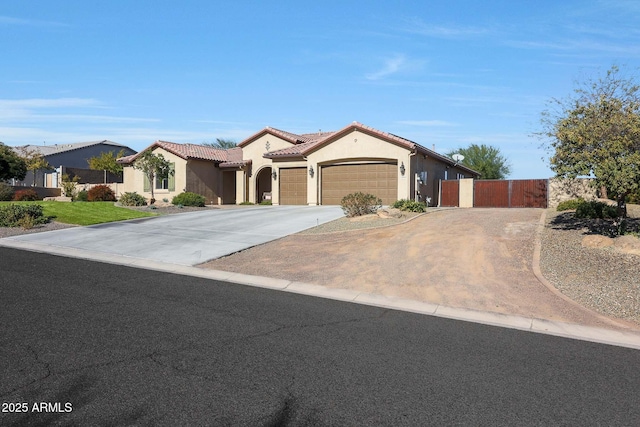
[117, 141, 244, 205]
[119, 122, 479, 206]
[12, 140, 136, 187]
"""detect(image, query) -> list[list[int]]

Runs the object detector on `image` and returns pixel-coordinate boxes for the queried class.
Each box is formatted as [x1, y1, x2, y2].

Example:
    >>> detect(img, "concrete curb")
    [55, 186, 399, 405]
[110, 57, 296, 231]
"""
[2, 238, 640, 350]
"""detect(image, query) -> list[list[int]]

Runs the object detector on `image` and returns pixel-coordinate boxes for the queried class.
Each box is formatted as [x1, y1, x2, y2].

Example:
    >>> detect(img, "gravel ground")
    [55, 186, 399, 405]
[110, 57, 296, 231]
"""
[298, 211, 422, 234]
[540, 207, 640, 325]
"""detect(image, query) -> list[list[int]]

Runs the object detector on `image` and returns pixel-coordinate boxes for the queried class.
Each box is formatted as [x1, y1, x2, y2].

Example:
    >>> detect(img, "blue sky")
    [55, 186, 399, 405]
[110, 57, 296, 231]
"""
[2, 0, 640, 178]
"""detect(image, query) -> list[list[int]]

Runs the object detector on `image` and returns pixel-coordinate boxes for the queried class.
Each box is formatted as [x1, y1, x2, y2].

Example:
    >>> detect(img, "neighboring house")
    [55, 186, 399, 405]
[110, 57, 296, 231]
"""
[120, 122, 479, 206]
[12, 140, 136, 187]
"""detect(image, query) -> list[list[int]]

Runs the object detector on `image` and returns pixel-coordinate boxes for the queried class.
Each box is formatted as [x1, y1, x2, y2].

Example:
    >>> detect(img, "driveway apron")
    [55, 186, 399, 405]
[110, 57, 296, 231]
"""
[0, 206, 344, 266]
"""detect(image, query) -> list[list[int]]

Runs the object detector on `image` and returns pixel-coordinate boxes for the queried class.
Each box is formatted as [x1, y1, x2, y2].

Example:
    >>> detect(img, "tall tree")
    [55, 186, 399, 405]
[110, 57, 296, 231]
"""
[131, 151, 174, 204]
[88, 150, 125, 175]
[538, 66, 640, 217]
[0, 143, 28, 181]
[17, 147, 51, 186]
[202, 138, 237, 149]
[446, 144, 511, 179]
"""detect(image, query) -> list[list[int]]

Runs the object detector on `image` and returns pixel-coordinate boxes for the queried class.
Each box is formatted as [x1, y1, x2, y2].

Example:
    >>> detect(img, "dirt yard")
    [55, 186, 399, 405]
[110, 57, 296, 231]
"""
[201, 208, 638, 331]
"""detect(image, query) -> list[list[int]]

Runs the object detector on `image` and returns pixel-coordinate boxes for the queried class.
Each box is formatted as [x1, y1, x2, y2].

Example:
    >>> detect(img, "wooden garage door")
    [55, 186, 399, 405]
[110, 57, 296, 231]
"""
[321, 163, 397, 205]
[279, 168, 307, 205]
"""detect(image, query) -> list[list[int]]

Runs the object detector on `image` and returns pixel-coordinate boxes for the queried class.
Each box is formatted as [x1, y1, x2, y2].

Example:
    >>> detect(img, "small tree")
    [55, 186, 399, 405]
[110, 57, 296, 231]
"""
[538, 66, 640, 218]
[131, 151, 174, 204]
[17, 147, 51, 186]
[202, 138, 237, 149]
[446, 144, 511, 179]
[0, 143, 27, 181]
[88, 149, 125, 181]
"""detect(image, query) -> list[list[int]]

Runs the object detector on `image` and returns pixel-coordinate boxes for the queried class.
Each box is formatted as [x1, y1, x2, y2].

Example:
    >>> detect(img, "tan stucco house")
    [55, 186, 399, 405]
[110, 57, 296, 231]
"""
[118, 122, 479, 206]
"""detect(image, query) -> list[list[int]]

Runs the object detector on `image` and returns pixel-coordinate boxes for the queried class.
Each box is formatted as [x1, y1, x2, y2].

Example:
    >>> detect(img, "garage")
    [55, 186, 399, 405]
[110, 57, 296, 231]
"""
[321, 163, 397, 205]
[279, 167, 307, 205]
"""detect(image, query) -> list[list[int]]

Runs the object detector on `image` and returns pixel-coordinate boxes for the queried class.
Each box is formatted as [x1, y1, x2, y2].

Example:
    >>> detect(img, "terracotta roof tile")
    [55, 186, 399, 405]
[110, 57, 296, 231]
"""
[117, 140, 249, 167]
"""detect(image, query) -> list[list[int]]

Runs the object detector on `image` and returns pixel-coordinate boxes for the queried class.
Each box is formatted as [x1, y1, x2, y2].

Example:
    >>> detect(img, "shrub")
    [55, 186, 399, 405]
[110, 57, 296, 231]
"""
[239, 201, 254, 205]
[556, 198, 584, 211]
[340, 192, 382, 217]
[0, 204, 47, 227]
[87, 185, 116, 202]
[75, 190, 89, 202]
[13, 189, 39, 201]
[119, 192, 147, 206]
[172, 191, 205, 207]
[575, 200, 618, 219]
[0, 182, 14, 201]
[260, 199, 272, 205]
[392, 199, 427, 213]
[60, 174, 80, 199]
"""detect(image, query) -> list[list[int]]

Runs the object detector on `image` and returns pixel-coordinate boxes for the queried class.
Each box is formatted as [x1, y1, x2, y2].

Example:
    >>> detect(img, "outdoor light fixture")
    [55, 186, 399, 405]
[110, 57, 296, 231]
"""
[399, 161, 405, 176]
[272, 170, 277, 180]
[308, 165, 314, 178]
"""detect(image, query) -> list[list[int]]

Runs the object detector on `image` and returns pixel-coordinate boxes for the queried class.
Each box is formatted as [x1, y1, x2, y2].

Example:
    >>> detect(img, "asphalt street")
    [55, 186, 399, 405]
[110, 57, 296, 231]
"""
[1, 248, 640, 426]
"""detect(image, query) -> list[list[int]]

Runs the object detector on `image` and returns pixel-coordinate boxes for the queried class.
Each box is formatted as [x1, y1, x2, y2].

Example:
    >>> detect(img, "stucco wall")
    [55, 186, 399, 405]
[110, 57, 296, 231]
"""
[241, 134, 292, 204]
[121, 148, 187, 203]
[186, 159, 223, 205]
[306, 129, 411, 205]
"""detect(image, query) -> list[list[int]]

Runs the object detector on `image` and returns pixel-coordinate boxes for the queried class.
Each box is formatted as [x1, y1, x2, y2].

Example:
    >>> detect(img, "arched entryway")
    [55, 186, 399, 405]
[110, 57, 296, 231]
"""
[255, 167, 273, 203]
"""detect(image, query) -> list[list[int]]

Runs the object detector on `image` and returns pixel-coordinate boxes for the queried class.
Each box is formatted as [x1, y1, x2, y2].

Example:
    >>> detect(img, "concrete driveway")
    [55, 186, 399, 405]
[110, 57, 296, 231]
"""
[0, 206, 344, 266]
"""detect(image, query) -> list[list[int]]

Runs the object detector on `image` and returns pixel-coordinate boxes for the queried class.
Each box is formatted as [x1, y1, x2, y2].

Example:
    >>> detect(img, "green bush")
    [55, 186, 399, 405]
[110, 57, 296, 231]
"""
[260, 200, 272, 205]
[575, 200, 618, 219]
[239, 201, 254, 205]
[172, 192, 205, 207]
[87, 185, 116, 202]
[75, 190, 89, 202]
[119, 192, 147, 206]
[13, 189, 39, 201]
[0, 182, 14, 201]
[392, 199, 427, 213]
[340, 192, 382, 217]
[556, 198, 584, 211]
[0, 204, 47, 227]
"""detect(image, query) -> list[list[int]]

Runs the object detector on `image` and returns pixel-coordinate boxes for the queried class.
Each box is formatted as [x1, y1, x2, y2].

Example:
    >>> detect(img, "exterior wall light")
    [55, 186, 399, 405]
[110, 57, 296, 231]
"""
[309, 165, 314, 178]
[399, 161, 405, 176]
[272, 170, 277, 180]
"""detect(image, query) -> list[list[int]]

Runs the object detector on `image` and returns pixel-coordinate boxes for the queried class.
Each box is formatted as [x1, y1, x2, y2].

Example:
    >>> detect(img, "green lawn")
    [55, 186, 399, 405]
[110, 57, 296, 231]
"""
[2, 201, 156, 226]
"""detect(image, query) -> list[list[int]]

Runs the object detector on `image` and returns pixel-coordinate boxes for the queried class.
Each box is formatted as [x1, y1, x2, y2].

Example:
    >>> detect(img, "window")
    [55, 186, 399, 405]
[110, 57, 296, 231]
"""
[457, 173, 465, 179]
[143, 163, 175, 192]
[156, 174, 169, 190]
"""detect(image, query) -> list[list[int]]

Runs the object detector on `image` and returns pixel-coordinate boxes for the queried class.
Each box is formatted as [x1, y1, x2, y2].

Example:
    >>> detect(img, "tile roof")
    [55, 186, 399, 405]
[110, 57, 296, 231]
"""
[117, 140, 249, 168]
[15, 140, 129, 157]
[262, 121, 480, 176]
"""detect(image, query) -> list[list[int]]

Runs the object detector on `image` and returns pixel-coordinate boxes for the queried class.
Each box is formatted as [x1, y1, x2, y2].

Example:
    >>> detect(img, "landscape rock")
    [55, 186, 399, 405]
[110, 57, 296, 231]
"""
[377, 208, 403, 219]
[581, 235, 614, 248]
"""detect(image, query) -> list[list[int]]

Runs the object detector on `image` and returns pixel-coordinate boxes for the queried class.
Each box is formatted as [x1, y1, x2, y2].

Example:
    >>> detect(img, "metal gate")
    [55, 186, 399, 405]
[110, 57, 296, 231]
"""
[474, 179, 548, 208]
[440, 180, 459, 207]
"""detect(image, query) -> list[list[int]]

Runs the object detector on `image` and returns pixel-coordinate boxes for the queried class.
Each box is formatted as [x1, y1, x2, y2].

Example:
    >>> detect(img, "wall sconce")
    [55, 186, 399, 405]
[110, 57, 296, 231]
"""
[399, 161, 405, 176]
[272, 170, 277, 180]
[308, 165, 314, 178]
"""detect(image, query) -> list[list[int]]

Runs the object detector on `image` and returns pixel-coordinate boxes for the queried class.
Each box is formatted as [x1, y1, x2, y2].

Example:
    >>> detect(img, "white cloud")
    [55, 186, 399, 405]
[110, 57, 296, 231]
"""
[0, 15, 66, 27]
[403, 19, 492, 39]
[365, 54, 425, 81]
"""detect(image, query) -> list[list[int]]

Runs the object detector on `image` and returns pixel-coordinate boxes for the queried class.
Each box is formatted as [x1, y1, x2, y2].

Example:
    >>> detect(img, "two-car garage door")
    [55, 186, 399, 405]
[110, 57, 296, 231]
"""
[321, 163, 397, 205]
[279, 163, 398, 205]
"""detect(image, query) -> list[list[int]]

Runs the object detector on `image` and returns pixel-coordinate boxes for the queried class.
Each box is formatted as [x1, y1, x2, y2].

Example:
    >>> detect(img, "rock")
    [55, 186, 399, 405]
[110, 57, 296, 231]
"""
[377, 208, 403, 219]
[615, 235, 640, 256]
[581, 235, 614, 248]
[43, 196, 72, 202]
